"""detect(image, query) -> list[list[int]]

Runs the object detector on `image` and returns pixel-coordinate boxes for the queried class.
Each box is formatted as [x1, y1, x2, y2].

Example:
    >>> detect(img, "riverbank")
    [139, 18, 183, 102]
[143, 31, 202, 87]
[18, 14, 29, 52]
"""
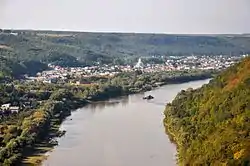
[21, 121, 60, 165]
[162, 58, 250, 165]
[18, 72, 213, 165]
[21, 99, 89, 165]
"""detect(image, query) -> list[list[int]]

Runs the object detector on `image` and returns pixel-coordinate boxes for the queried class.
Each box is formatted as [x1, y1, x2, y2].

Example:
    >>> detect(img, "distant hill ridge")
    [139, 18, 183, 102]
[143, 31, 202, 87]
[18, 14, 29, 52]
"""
[1, 29, 250, 76]
[0, 30, 250, 60]
[164, 57, 250, 165]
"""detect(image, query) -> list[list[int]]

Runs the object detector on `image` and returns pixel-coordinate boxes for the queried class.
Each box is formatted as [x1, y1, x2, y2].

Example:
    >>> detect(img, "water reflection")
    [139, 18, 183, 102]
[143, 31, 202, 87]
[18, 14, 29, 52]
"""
[147, 100, 167, 106]
[85, 96, 129, 113]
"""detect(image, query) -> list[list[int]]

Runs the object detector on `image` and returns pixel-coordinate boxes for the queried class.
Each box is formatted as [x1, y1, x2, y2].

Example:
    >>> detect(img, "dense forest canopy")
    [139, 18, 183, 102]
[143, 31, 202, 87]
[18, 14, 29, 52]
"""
[164, 57, 250, 165]
[0, 56, 48, 78]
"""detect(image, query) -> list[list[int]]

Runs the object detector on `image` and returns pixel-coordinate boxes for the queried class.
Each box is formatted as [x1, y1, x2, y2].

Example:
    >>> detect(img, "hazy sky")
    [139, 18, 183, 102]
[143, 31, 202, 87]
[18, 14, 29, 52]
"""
[0, 0, 250, 34]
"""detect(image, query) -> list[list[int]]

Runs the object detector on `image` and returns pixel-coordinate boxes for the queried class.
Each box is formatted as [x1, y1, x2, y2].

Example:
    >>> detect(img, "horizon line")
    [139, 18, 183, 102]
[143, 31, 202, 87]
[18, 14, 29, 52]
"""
[1, 27, 249, 35]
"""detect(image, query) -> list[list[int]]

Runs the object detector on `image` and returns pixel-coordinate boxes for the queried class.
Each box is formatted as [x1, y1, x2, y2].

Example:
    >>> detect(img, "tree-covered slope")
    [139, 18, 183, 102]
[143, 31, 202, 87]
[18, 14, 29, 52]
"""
[1, 30, 250, 76]
[0, 55, 48, 78]
[164, 57, 250, 165]
[1, 30, 250, 66]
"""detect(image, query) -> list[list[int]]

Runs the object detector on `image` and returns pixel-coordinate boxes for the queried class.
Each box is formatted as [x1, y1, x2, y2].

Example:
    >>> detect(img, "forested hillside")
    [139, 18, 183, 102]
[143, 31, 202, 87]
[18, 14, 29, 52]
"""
[1, 30, 250, 77]
[1, 30, 250, 66]
[0, 56, 47, 78]
[164, 57, 250, 165]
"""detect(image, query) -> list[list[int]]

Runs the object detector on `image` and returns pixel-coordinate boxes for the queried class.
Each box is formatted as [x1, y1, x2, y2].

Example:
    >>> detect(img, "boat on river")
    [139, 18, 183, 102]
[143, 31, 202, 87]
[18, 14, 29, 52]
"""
[143, 95, 154, 100]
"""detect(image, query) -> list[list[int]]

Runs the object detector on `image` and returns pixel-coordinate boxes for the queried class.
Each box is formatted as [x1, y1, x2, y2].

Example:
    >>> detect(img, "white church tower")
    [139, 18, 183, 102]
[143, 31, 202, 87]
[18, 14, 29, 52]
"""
[134, 58, 144, 69]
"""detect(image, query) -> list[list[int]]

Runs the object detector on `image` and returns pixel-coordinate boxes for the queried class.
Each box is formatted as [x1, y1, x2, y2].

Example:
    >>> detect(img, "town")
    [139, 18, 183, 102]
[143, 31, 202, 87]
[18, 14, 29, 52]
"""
[1, 54, 246, 118]
[1, 29, 248, 120]
[27, 54, 248, 84]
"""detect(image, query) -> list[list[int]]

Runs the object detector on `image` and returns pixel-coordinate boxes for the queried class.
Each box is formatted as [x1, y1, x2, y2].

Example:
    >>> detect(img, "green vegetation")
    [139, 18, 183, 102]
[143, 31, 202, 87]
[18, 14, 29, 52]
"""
[1, 30, 250, 77]
[2, 29, 245, 165]
[0, 56, 48, 78]
[164, 57, 250, 165]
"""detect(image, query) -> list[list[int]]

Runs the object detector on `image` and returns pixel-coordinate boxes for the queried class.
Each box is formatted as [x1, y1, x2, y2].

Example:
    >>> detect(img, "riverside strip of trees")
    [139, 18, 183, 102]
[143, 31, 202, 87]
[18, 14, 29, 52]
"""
[164, 57, 250, 165]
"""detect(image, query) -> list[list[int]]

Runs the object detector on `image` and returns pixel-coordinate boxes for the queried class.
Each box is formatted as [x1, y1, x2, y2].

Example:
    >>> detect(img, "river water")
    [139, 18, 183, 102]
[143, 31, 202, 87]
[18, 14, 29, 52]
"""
[43, 79, 210, 166]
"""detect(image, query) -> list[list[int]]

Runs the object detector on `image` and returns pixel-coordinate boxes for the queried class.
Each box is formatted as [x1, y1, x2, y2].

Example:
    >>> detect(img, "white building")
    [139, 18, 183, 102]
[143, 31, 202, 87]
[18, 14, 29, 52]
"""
[134, 58, 144, 69]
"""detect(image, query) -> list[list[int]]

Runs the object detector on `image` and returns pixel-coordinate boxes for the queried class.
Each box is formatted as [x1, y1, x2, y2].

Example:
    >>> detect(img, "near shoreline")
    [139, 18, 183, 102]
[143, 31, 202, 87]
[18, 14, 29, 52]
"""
[162, 57, 250, 165]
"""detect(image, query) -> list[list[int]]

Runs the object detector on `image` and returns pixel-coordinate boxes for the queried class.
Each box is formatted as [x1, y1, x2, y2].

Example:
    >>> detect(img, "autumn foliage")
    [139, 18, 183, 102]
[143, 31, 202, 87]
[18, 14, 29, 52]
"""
[164, 57, 250, 165]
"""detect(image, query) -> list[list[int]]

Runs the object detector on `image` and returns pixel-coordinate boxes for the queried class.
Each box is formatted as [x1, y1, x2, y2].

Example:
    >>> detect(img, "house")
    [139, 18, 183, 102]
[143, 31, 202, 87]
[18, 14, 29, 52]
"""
[9, 106, 19, 113]
[10, 32, 18, 36]
[43, 77, 58, 84]
[1, 103, 11, 110]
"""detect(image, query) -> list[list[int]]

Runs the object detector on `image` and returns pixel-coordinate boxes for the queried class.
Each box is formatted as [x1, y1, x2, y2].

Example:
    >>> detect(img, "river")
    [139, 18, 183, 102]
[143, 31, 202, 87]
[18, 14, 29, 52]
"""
[43, 79, 210, 166]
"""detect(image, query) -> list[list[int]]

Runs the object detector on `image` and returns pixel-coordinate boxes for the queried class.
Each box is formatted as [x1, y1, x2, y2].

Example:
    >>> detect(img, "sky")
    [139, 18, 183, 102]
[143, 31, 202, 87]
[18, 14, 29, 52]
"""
[0, 0, 250, 34]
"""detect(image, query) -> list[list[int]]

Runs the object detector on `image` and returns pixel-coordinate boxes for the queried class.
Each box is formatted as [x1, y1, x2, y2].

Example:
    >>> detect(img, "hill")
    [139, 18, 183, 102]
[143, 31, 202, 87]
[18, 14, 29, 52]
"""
[0, 56, 48, 78]
[1, 30, 250, 77]
[164, 57, 250, 165]
[1, 30, 250, 65]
